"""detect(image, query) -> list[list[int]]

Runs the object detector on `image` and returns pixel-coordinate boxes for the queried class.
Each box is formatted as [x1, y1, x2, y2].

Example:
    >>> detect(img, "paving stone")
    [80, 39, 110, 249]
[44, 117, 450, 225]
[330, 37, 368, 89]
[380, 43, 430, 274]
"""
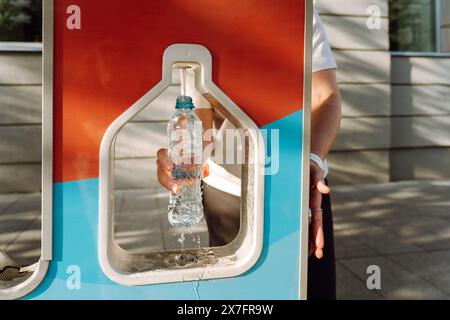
[389, 250, 450, 295]
[336, 261, 383, 300]
[412, 198, 450, 219]
[340, 256, 450, 300]
[120, 189, 164, 215]
[334, 235, 379, 259]
[115, 205, 163, 253]
[385, 180, 448, 200]
[333, 180, 450, 300]
[333, 195, 424, 223]
[332, 220, 374, 232]
[115, 214, 161, 236]
[335, 223, 422, 255]
[0, 194, 40, 251]
[5, 216, 41, 266]
[386, 183, 450, 220]
[376, 216, 450, 251]
[116, 232, 165, 254]
[115, 189, 209, 252]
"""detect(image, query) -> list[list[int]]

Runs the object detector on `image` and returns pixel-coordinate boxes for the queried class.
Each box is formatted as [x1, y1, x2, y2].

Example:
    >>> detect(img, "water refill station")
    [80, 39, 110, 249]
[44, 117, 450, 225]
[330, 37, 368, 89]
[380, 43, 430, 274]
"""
[0, 0, 312, 300]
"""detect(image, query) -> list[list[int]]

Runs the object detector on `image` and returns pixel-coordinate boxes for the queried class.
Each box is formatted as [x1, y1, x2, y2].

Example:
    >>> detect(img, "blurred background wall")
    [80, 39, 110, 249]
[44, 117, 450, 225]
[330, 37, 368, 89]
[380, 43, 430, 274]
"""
[0, 0, 42, 194]
[316, 0, 450, 185]
[0, 51, 41, 194]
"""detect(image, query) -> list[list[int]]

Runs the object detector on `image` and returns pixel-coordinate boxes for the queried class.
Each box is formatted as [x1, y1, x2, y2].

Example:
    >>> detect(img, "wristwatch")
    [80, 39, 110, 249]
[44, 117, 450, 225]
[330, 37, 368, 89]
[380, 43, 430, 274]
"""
[310, 153, 329, 178]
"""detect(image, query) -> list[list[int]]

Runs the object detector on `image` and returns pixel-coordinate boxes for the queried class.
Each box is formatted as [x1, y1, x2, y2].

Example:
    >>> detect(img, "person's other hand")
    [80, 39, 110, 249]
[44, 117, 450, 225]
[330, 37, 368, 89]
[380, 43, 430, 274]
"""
[156, 148, 209, 193]
[309, 161, 331, 259]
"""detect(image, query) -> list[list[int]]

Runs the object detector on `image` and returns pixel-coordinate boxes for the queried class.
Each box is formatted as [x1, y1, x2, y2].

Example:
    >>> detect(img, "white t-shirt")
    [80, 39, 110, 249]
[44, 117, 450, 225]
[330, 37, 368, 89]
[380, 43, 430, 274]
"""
[312, 6, 337, 73]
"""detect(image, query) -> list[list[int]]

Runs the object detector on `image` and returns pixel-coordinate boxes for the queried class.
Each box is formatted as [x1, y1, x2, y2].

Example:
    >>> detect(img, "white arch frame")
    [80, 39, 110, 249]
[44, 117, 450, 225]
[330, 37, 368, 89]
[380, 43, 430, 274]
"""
[98, 44, 266, 286]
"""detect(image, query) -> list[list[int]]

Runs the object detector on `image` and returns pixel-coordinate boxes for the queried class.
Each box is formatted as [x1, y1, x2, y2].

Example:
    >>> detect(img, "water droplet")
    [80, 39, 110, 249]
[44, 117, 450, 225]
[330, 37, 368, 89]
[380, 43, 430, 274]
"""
[177, 232, 186, 249]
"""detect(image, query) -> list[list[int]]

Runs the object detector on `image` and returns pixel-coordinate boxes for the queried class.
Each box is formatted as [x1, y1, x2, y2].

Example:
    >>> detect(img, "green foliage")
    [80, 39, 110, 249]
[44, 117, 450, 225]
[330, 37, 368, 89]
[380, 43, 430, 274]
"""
[0, 0, 42, 41]
[389, 0, 437, 52]
[0, 0, 29, 30]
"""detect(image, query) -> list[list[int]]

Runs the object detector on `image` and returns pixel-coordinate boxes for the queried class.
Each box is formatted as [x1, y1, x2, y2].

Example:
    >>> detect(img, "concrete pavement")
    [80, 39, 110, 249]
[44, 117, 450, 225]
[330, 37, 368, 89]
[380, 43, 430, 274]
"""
[332, 180, 450, 299]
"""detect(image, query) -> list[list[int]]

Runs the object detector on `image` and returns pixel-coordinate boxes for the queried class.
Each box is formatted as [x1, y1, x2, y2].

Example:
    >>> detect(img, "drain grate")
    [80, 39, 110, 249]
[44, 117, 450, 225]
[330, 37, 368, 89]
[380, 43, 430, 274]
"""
[164, 253, 198, 268]
[0, 267, 30, 282]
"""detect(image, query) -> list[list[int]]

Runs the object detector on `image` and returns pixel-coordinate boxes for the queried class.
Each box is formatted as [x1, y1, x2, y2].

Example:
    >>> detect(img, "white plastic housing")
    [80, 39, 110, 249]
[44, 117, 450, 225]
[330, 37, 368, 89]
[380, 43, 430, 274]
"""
[98, 44, 266, 286]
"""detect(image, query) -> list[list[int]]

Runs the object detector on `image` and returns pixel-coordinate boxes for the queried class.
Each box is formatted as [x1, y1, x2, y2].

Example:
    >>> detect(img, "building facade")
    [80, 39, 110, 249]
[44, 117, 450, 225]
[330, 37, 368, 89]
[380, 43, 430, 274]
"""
[317, 0, 450, 185]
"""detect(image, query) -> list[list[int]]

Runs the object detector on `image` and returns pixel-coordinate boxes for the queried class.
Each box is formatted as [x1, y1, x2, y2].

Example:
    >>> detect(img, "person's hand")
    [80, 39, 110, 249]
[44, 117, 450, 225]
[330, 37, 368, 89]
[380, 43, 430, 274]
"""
[309, 161, 331, 259]
[156, 148, 209, 192]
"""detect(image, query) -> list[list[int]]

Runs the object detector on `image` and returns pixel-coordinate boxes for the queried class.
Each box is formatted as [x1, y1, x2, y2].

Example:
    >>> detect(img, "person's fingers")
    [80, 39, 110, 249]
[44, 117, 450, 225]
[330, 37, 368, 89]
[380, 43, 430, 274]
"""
[309, 187, 324, 259]
[310, 162, 331, 195]
[157, 165, 178, 193]
[309, 162, 327, 259]
[312, 210, 324, 259]
[310, 188, 322, 212]
[202, 162, 210, 179]
[156, 148, 179, 192]
[157, 148, 168, 158]
[157, 148, 172, 171]
[317, 180, 331, 195]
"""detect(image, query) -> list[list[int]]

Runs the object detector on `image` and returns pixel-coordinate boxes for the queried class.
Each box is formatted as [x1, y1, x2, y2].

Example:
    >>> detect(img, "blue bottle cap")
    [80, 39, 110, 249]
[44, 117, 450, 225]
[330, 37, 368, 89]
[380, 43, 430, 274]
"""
[175, 96, 195, 109]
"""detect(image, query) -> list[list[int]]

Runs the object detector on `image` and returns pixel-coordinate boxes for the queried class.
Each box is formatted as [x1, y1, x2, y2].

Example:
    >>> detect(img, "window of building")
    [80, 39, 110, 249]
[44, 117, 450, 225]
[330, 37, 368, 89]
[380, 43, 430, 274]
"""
[389, 0, 444, 53]
[0, 0, 42, 42]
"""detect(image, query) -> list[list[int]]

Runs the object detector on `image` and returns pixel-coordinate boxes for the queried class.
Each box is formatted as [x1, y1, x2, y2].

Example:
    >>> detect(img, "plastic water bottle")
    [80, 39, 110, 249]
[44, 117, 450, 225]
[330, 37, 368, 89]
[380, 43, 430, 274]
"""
[167, 95, 204, 227]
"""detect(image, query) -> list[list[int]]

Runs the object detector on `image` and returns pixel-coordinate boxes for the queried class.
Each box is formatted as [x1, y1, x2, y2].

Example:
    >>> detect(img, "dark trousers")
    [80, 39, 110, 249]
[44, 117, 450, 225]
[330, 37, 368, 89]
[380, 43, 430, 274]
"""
[307, 191, 337, 300]
[204, 179, 337, 300]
